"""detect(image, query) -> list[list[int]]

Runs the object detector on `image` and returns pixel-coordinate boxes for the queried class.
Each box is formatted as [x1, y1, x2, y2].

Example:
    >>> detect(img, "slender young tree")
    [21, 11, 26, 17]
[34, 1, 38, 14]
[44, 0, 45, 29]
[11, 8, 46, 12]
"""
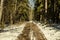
[0, 0, 3, 22]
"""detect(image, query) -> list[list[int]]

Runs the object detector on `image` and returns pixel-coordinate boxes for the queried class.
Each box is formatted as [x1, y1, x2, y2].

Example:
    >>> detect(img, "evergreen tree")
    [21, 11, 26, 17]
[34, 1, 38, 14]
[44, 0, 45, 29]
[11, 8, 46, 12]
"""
[14, 0, 29, 23]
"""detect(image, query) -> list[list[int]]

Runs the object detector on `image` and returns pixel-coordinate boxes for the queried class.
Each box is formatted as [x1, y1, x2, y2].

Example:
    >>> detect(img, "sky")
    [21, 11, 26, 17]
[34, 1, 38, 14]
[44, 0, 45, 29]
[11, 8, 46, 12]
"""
[28, 0, 35, 9]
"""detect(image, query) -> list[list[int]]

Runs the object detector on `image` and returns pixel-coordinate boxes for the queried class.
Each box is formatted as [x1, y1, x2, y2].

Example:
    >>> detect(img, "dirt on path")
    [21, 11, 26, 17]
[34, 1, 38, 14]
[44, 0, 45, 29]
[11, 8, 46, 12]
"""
[16, 22, 47, 40]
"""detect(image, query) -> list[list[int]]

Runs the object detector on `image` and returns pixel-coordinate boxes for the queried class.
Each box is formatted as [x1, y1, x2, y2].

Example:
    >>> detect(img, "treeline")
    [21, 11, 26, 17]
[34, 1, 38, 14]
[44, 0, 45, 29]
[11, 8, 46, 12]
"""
[0, 0, 60, 28]
[0, 0, 30, 25]
[34, 0, 60, 24]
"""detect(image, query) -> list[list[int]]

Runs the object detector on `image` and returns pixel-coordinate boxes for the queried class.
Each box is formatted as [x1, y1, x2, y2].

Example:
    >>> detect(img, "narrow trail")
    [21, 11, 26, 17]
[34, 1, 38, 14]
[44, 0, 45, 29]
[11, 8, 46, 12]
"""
[16, 22, 47, 40]
[0, 21, 60, 40]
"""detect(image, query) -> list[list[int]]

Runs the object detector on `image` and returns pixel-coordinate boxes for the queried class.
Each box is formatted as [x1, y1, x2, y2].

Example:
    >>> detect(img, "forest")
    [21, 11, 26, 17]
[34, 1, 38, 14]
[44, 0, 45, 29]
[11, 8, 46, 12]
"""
[0, 0, 60, 28]
[0, 0, 60, 40]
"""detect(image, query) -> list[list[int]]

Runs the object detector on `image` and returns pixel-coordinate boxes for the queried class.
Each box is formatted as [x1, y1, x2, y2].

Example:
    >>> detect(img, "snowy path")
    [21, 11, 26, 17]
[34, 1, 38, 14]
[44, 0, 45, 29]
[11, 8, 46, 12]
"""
[16, 22, 47, 40]
[0, 21, 60, 40]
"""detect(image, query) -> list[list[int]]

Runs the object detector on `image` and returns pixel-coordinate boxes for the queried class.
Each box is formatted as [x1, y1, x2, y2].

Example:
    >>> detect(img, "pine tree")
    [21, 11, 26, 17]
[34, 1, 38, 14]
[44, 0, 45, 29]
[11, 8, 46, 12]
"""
[1, 0, 30, 24]
[15, 0, 29, 23]
[34, 0, 46, 23]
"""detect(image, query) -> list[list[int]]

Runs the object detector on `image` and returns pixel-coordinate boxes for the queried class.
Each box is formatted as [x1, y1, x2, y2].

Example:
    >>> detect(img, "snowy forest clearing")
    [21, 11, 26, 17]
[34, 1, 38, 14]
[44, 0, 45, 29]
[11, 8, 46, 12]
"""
[0, 0, 60, 40]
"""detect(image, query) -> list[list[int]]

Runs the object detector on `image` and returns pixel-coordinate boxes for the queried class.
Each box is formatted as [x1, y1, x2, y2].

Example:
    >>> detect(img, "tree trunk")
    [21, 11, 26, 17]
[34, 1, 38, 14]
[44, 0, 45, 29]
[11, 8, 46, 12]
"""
[44, 0, 47, 24]
[0, 0, 3, 22]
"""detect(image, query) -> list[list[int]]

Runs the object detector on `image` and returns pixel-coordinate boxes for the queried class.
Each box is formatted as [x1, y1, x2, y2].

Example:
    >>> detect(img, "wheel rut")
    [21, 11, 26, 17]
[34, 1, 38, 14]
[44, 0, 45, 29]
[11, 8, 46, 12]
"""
[16, 22, 47, 40]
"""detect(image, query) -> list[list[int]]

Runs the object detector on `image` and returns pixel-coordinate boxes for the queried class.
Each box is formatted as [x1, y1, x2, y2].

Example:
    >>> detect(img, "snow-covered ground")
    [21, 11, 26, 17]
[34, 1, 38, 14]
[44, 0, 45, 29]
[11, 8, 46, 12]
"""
[36, 22, 60, 40]
[0, 21, 60, 40]
[0, 23, 26, 40]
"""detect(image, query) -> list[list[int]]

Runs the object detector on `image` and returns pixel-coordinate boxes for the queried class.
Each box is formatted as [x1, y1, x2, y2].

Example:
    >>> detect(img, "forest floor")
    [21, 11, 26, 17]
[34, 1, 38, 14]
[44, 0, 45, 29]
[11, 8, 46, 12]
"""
[0, 21, 60, 40]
